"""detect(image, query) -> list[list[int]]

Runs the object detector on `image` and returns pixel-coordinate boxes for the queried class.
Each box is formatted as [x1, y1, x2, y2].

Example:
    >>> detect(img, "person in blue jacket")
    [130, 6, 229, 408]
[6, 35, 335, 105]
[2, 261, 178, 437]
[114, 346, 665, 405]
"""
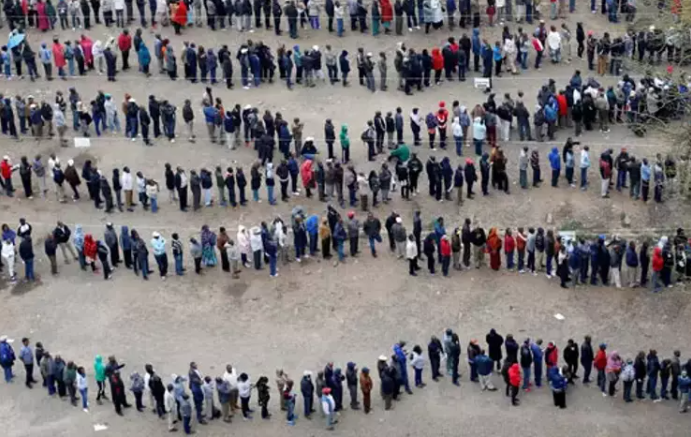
[549, 366, 568, 408]
[589, 239, 600, 285]
[393, 341, 412, 394]
[0, 336, 16, 383]
[531, 339, 544, 388]
[249, 51, 261, 87]
[548, 147, 561, 187]
[433, 217, 445, 263]
[186, 44, 198, 83]
[544, 99, 557, 140]
[138, 42, 151, 76]
[207, 49, 218, 84]
[306, 214, 319, 256]
[471, 28, 481, 72]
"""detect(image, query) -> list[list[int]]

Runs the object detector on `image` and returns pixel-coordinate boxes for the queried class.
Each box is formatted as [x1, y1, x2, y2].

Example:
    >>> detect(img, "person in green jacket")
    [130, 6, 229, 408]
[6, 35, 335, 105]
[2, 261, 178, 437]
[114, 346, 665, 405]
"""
[94, 355, 108, 404]
[340, 124, 350, 163]
[389, 143, 410, 164]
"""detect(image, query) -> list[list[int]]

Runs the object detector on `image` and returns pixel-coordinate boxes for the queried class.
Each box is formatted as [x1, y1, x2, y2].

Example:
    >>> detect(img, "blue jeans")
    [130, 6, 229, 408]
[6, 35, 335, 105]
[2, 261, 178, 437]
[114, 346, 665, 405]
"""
[267, 185, 275, 205]
[616, 170, 627, 191]
[269, 254, 277, 276]
[309, 232, 318, 255]
[647, 376, 658, 399]
[661, 375, 669, 398]
[582, 362, 592, 382]
[597, 369, 606, 392]
[368, 234, 382, 255]
[522, 366, 531, 389]
[2, 365, 12, 382]
[150, 197, 158, 213]
[400, 367, 411, 392]
[623, 380, 633, 401]
[337, 18, 344, 36]
[454, 135, 463, 156]
[138, 256, 149, 279]
[506, 251, 514, 269]
[80, 388, 88, 409]
[93, 112, 103, 136]
[546, 256, 552, 276]
[47, 374, 56, 394]
[520, 52, 528, 69]
[183, 416, 191, 434]
[414, 368, 423, 386]
[337, 241, 345, 261]
[469, 361, 477, 381]
[580, 167, 588, 189]
[474, 139, 483, 156]
[534, 362, 542, 387]
[127, 116, 138, 138]
[25, 258, 35, 281]
[518, 250, 525, 271]
[551, 169, 560, 187]
[252, 189, 259, 201]
[174, 253, 184, 275]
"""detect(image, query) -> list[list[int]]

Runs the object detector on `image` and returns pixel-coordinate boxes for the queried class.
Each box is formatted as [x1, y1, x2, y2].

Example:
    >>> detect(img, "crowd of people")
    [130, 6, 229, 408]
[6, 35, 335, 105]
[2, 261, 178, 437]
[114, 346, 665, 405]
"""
[0, 0, 686, 94]
[2, 195, 691, 294]
[0, 326, 690, 435]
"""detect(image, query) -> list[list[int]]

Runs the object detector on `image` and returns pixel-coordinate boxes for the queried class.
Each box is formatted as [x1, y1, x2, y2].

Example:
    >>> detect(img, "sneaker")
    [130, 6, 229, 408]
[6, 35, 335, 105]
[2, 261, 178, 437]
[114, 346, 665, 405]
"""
[408, 28, 413, 32]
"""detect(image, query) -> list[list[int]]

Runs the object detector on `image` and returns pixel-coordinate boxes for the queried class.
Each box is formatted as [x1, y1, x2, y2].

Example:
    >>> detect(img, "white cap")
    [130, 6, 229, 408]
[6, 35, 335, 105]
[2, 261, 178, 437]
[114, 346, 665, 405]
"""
[367, 52, 372, 57]
[129, 98, 136, 103]
[244, 104, 251, 110]
[378, 355, 387, 361]
[67, 159, 74, 166]
[0, 335, 7, 342]
[2, 155, 8, 160]
[305, 136, 314, 142]
[312, 45, 319, 51]
[396, 217, 402, 223]
[152, 231, 161, 238]
[303, 370, 312, 376]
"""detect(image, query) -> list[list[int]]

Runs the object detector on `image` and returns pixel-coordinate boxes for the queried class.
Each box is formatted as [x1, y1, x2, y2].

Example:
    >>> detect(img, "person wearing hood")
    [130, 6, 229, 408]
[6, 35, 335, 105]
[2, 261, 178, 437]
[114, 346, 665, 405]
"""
[321, 387, 336, 430]
[330, 367, 345, 411]
[299, 371, 314, 419]
[548, 147, 561, 187]
[104, 223, 120, 267]
[345, 362, 360, 409]
[150, 232, 167, 279]
[606, 351, 623, 397]
[393, 341, 412, 394]
[647, 349, 661, 401]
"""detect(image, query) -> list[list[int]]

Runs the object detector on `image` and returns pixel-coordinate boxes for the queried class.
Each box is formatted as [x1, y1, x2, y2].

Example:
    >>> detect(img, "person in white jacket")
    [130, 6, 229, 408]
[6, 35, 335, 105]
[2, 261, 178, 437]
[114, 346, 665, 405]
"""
[114, 0, 125, 27]
[406, 234, 418, 276]
[547, 26, 562, 64]
[579, 145, 590, 190]
[249, 226, 263, 270]
[76, 366, 88, 411]
[410, 345, 426, 387]
[2, 239, 16, 281]
[92, 40, 105, 74]
[164, 384, 177, 432]
[451, 116, 463, 157]
[236, 226, 251, 268]
[503, 36, 517, 74]
[104, 94, 121, 133]
[120, 166, 134, 210]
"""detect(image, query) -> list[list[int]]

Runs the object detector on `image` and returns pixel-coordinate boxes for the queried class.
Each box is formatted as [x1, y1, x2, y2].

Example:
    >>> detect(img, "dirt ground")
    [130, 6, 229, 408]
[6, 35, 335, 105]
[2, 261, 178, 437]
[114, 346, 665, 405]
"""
[0, 6, 690, 437]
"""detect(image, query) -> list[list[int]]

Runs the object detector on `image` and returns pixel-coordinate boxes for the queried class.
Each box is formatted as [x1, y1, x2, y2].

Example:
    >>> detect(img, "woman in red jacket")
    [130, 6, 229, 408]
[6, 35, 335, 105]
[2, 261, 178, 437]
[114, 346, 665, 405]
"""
[83, 234, 99, 272]
[380, 0, 393, 33]
[487, 227, 502, 271]
[651, 246, 664, 292]
[508, 362, 521, 406]
[171, 0, 188, 35]
[431, 48, 444, 85]
[440, 235, 451, 277]
[504, 228, 516, 270]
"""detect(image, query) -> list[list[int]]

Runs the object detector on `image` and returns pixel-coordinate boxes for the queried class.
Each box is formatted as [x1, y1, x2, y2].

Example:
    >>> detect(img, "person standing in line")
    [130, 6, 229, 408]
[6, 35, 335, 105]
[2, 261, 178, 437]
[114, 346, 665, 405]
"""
[77, 366, 89, 411]
[165, 384, 178, 431]
[594, 343, 608, 394]
[19, 338, 37, 388]
[360, 367, 372, 413]
[508, 361, 521, 406]
[580, 335, 594, 384]
[151, 232, 168, 279]
[44, 233, 59, 275]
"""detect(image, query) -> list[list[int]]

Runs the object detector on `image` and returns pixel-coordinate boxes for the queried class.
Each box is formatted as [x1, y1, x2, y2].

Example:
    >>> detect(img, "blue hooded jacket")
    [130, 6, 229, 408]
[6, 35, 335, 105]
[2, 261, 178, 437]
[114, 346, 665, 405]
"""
[548, 367, 567, 391]
[548, 147, 561, 171]
[138, 44, 151, 66]
[530, 343, 543, 366]
[625, 246, 639, 267]
[471, 28, 481, 54]
[306, 215, 319, 235]
[394, 343, 408, 369]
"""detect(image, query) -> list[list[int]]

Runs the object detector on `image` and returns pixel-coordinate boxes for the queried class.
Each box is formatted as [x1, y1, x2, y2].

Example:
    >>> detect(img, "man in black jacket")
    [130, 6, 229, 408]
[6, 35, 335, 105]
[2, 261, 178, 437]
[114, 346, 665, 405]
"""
[53, 221, 77, 263]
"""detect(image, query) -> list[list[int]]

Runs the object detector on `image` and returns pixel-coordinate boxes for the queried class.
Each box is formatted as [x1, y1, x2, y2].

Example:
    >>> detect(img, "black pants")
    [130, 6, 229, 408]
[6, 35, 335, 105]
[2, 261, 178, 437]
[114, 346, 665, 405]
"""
[221, 250, 230, 272]
[24, 363, 35, 386]
[349, 236, 358, 256]
[408, 257, 418, 274]
[194, 257, 202, 274]
[322, 237, 331, 258]
[97, 380, 107, 400]
[123, 250, 133, 269]
[178, 188, 188, 210]
[510, 385, 519, 405]
[552, 390, 566, 408]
